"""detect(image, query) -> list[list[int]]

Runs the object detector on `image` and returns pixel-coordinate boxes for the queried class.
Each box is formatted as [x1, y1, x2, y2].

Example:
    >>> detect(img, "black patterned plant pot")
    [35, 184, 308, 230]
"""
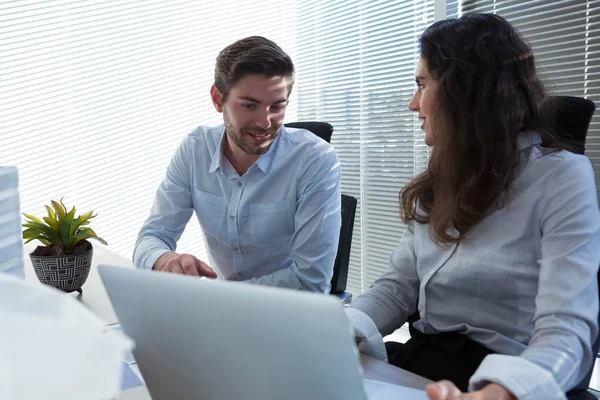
[30, 248, 93, 294]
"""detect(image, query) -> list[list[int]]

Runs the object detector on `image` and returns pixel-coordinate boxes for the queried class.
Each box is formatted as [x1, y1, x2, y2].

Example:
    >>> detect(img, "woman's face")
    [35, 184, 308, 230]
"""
[408, 58, 438, 146]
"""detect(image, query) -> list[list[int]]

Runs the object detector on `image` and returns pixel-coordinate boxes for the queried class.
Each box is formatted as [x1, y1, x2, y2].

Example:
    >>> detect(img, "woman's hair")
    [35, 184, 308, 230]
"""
[400, 13, 564, 246]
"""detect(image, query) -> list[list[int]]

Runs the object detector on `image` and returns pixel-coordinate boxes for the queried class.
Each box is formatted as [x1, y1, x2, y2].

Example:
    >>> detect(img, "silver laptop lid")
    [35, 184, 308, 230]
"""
[99, 265, 368, 400]
[0, 166, 24, 278]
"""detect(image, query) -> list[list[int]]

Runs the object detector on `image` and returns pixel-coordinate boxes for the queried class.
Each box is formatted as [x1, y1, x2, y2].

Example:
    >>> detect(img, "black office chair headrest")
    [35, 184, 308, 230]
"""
[545, 96, 596, 155]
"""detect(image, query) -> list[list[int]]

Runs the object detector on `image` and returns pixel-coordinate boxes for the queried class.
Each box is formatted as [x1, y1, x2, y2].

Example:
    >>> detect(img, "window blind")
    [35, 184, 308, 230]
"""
[296, 0, 434, 295]
[5, 0, 595, 298]
[0, 1, 298, 261]
[451, 0, 600, 201]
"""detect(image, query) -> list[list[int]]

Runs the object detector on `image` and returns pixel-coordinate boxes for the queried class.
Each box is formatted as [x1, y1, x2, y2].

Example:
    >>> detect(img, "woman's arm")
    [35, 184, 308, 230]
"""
[349, 221, 420, 336]
[470, 153, 600, 399]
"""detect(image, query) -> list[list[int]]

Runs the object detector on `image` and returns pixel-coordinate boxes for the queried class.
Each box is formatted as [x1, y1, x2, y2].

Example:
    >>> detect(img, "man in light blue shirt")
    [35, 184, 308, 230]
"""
[133, 36, 341, 293]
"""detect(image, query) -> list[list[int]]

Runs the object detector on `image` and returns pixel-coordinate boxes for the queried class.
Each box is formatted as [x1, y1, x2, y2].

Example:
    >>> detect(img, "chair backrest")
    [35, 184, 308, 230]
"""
[331, 194, 357, 294]
[545, 95, 596, 155]
[284, 121, 355, 294]
[285, 121, 334, 143]
[549, 96, 598, 399]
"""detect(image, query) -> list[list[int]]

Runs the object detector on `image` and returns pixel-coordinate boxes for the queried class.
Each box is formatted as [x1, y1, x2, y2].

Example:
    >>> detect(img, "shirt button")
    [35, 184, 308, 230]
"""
[236, 182, 242, 187]
[229, 215, 235, 221]
[232, 246, 239, 251]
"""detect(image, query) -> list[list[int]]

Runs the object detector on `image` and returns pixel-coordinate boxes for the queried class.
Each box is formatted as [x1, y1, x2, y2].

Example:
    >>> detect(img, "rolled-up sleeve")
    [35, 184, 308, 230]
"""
[246, 143, 341, 292]
[470, 154, 600, 399]
[133, 137, 195, 270]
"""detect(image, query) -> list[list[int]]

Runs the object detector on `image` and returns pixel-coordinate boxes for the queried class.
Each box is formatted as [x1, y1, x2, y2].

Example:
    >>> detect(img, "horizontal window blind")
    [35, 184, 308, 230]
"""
[0, 1, 298, 262]
[453, 0, 600, 200]
[296, 0, 434, 294]
[7, 0, 594, 297]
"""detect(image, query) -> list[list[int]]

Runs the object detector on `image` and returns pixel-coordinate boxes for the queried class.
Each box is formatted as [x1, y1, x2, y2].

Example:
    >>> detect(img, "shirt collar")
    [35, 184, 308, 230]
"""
[208, 125, 283, 175]
[517, 130, 542, 151]
[254, 126, 283, 174]
[208, 126, 227, 173]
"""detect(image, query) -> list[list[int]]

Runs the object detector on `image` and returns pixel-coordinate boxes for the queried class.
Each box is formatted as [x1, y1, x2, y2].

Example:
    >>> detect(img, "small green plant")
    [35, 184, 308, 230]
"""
[22, 199, 108, 256]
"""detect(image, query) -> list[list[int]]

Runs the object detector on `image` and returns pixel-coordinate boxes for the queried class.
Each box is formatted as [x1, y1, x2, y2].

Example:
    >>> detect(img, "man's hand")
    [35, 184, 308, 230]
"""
[153, 252, 218, 278]
[426, 380, 516, 400]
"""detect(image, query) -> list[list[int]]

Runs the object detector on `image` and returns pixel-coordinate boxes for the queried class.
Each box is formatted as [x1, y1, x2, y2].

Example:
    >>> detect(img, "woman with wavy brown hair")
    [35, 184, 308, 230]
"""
[346, 13, 600, 400]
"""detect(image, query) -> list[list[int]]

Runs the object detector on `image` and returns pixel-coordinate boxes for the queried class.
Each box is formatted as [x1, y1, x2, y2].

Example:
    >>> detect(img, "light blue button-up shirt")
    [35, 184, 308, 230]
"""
[350, 132, 600, 399]
[133, 125, 341, 293]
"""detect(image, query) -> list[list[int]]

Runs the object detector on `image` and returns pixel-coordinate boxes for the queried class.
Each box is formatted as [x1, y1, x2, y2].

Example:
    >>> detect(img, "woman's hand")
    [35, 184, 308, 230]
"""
[425, 380, 516, 400]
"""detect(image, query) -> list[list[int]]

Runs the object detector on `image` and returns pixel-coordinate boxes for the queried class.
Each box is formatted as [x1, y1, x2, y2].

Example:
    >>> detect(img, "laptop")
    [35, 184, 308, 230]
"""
[98, 265, 429, 400]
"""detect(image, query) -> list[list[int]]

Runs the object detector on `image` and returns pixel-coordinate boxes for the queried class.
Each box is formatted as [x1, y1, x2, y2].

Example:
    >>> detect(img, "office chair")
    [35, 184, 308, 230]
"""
[285, 121, 334, 143]
[404, 96, 598, 399]
[545, 95, 596, 155]
[332, 194, 356, 296]
[285, 121, 354, 303]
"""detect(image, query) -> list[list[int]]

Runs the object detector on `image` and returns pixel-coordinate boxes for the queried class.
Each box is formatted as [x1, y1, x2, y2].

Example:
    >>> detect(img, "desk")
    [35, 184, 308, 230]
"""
[23, 244, 432, 399]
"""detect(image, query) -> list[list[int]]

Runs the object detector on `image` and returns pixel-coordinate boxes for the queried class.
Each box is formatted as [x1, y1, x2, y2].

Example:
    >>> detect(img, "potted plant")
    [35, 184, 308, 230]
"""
[22, 199, 108, 294]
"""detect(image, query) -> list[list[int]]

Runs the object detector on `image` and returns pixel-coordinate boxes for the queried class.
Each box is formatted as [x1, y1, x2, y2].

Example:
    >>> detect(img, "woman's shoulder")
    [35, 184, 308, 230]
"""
[526, 146, 595, 184]
[508, 146, 596, 214]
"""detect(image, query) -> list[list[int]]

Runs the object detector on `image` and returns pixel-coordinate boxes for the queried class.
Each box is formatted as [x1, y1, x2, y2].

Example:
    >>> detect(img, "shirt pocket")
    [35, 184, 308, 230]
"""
[248, 201, 294, 247]
[193, 189, 226, 240]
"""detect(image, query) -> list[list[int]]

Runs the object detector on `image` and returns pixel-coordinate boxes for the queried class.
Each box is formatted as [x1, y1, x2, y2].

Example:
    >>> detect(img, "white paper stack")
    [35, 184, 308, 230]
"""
[0, 166, 25, 278]
[0, 273, 134, 400]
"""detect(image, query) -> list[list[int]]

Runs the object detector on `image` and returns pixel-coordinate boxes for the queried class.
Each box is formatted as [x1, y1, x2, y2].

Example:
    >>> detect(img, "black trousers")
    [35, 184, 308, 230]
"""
[385, 331, 495, 392]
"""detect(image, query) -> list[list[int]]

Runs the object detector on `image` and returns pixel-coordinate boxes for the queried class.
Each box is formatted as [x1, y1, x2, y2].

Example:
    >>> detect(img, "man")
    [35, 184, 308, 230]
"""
[133, 36, 341, 293]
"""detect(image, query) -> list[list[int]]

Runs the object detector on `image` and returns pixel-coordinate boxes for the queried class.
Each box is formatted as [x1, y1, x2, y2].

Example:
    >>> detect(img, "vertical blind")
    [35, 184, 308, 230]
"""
[296, 0, 434, 295]
[0, 0, 298, 262]
[451, 0, 600, 200]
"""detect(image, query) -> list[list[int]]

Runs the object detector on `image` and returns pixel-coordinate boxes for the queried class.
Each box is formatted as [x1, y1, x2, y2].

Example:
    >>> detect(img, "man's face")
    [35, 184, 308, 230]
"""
[211, 74, 291, 157]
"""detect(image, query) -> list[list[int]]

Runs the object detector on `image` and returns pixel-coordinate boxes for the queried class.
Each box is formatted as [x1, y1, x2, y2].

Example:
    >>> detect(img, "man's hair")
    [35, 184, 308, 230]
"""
[214, 36, 295, 102]
[400, 13, 566, 246]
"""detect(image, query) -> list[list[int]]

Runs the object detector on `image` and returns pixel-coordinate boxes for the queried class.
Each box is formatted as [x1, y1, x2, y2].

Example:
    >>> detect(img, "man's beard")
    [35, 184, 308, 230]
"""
[223, 117, 277, 156]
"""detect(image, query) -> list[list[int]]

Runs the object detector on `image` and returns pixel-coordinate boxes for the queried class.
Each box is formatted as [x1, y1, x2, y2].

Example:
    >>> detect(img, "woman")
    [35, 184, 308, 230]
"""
[346, 13, 600, 400]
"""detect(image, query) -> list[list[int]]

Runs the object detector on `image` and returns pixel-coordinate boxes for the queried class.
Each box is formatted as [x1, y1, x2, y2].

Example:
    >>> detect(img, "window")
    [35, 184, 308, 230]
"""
[3, 1, 597, 300]
[297, 0, 599, 296]
[450, 0, 600, 201]
[0, 1, 298, 260]
[296, 0, 434, 294]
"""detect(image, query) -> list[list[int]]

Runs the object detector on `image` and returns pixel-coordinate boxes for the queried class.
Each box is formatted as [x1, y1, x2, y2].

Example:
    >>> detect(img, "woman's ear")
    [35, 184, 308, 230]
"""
[210, 85, 224, 113]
